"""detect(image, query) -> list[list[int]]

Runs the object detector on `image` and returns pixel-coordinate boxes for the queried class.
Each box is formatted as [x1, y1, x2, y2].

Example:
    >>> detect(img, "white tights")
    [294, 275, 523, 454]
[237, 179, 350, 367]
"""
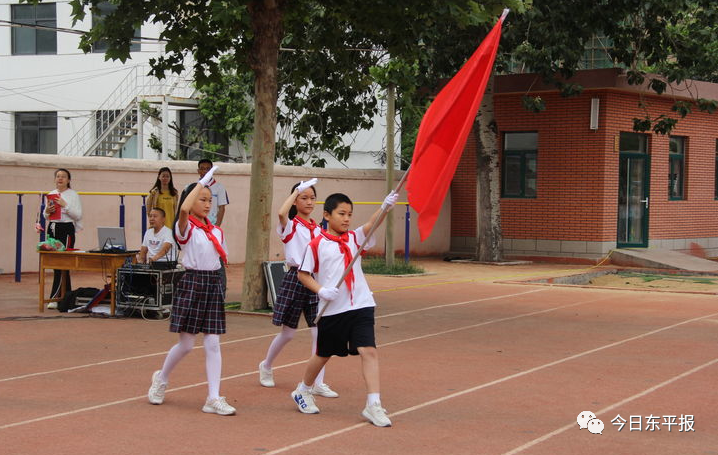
[264, 325, 325, 385]
[159, 332, 223, 400]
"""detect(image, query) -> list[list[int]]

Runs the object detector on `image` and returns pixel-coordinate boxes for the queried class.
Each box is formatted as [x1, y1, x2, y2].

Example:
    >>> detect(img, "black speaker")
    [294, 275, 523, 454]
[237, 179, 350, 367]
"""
[116, 266, 185, 311]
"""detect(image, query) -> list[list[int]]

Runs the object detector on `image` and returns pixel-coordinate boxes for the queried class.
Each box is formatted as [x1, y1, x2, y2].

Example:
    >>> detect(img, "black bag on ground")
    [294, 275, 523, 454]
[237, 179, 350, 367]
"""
[58, 287, 101, 312]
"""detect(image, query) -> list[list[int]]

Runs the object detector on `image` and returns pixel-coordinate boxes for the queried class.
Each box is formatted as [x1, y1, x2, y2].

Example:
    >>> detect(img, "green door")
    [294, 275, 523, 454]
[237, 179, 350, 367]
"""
[617, 153, 650, 247]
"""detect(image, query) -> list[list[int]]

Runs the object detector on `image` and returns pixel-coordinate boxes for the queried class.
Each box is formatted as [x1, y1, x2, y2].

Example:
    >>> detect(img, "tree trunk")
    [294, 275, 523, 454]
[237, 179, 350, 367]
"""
[242, 0, 284, 310]
[474, 72, 503, 262]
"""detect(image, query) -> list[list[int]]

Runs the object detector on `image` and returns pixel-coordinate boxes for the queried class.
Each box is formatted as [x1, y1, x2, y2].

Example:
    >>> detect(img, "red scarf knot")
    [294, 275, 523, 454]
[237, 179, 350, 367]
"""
[321, 229, 355, 304]
[188, 215, 227, 266]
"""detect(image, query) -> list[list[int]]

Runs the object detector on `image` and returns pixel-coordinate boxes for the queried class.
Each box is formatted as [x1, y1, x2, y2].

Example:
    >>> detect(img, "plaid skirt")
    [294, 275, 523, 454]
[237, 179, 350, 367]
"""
[170, 269, 226, 334]
[272, 267, 319, 329]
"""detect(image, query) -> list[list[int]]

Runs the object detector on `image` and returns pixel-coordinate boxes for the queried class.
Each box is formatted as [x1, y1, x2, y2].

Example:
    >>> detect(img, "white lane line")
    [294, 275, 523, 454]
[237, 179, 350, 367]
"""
[0, 295, 594, 430]
[501, 357, 718, 455]
[262, 309, 718, 454]
[0, 288, 546, 383]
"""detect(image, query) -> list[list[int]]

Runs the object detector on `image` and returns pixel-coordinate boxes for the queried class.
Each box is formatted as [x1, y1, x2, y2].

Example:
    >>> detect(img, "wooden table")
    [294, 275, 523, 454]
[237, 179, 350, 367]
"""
[38, 251, 136, 316]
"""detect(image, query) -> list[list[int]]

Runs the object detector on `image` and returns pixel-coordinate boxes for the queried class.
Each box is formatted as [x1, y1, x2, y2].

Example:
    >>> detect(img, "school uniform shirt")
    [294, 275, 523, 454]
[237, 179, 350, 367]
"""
[300, 228, 376, 317]
[175, 220, 227, 271]
[142, 226, 177, 262]
[277, 217, 321, 268]
[46, 188, 83, 230]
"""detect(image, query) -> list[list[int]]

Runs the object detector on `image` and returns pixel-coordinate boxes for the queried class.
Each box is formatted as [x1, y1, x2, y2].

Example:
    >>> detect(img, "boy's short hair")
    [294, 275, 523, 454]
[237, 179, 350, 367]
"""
[198, 159, 213, 168]
[150, 207, 166, 217]
[324, 193, 353, 214]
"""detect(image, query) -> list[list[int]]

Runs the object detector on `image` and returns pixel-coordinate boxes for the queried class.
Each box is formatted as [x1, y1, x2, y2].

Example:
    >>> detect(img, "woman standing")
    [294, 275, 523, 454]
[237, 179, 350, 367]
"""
[44, 168, 82, 306]
[147, 167, 178, 229]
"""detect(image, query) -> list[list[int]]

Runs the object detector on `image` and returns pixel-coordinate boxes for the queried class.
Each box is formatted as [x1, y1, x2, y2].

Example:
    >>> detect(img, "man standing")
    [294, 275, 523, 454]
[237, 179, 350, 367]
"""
[196, 159, 229, 296]
[197, 159, 229, 227]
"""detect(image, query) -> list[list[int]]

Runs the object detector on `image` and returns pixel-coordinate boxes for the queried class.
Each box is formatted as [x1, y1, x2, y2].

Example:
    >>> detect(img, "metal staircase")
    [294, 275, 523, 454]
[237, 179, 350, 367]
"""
[59, 64, 198, 157]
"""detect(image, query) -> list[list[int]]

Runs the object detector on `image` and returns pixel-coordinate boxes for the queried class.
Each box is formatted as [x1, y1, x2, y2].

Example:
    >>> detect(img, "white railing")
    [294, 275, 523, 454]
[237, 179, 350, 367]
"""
[59, 64, 196, 157]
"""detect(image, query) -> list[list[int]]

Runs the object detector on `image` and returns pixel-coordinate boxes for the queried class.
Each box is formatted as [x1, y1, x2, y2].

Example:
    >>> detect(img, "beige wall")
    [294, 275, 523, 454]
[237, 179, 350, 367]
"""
[0, 152, 450, 274]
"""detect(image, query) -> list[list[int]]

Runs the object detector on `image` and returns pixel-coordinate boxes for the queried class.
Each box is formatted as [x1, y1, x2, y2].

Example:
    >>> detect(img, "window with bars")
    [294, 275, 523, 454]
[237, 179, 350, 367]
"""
[502, 132, 537, 198]
[15, 112, 58, 154]
[11, 3, 57, 55]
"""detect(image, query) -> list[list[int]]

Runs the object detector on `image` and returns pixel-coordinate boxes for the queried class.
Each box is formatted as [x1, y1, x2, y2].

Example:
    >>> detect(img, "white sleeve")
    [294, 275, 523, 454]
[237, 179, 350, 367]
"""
[299, 243, 316, 274]
[141, 230, 151, 248]
[217, 184, 228, 206]
[175, 221, 192, 243]
[353, 227, 375, 251]
[277, 219, 293, 239]
[64, 190, 82, 222]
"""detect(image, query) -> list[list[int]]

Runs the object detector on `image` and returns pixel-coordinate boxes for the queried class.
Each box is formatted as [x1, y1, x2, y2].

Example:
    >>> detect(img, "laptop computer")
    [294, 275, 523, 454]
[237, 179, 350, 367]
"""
[91, 227, 139, 253]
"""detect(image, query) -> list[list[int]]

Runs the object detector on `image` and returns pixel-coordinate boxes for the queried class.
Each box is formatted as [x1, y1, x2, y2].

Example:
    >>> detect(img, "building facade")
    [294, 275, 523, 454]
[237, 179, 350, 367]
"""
[451, 68, 718, 262]
[0, 1, 394, 168]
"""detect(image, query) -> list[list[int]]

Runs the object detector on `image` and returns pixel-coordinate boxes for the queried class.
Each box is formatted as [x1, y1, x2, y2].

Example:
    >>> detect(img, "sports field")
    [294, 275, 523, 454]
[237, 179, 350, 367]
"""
[1, 260, 716, 454]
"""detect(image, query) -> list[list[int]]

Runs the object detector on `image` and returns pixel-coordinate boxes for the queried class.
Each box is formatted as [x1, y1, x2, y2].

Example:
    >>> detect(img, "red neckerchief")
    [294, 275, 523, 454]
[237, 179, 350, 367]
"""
[294, 216, 317, 239]
[320, 229, 354, 303]
[188, 215, 227, 265]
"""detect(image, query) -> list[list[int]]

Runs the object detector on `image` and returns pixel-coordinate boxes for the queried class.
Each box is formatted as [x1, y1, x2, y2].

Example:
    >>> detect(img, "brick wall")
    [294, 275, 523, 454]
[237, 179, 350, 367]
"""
[452, 84, 718, 250]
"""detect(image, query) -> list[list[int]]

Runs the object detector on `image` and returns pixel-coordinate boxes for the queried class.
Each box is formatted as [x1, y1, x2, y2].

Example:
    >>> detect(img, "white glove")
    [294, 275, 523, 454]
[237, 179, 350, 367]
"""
[381, 191, 399, 211]
[198, 165, 219, 187]
[317, 286, 339, 302]
[297, 178, 318, 193]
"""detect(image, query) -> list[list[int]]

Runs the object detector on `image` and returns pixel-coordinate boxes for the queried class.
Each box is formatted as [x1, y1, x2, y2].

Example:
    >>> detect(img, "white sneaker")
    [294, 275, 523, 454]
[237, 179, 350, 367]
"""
[202, 397, 236, 416]
[310, 383, 339, 398]
[291, 385, 319, 414]
[362, 402, 392, 427]
[47, 302, 58, 310]
[259, 360, 275, 387]
[147, 370, 167, 405]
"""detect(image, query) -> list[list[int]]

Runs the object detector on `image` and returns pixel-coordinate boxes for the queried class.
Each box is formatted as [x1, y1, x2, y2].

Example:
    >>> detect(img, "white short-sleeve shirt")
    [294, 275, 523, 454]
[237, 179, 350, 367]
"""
[207, 179, 228, 225]
[175, 221, 226, 271]
[299, 228, 376, 317]
[142, 226, 176, 262]
[277, 217, 321, 268]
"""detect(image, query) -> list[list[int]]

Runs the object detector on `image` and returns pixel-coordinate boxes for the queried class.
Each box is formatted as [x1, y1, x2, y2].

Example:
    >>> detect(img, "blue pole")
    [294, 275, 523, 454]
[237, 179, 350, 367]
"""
[15, 194, 23, 282]
[141, 195, 147, 236]
[119, 195, 125, 228]
[404, 204, 410, 264]
[39, 194, 46, 242]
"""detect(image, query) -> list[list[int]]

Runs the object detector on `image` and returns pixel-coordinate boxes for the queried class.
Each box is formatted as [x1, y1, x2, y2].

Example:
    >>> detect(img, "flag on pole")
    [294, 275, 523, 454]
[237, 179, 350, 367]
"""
[406, 10, 508, 241]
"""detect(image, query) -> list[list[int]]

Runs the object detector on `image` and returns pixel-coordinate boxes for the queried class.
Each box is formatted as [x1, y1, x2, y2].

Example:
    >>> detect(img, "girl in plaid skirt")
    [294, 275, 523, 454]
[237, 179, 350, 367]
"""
[147, 166, 236, 416]
[258, 178, 338, 399]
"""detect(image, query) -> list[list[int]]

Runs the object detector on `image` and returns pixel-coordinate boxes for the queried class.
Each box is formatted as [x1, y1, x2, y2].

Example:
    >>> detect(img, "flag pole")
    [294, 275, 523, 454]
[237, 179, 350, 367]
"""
[314, 164, 412, 323]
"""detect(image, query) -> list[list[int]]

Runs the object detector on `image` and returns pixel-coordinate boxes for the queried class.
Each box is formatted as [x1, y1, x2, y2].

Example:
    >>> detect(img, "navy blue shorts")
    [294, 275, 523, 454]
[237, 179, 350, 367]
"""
[317, 307, 375, 357]
[272, 267, 319, 329]
[170, 269, 226, 334]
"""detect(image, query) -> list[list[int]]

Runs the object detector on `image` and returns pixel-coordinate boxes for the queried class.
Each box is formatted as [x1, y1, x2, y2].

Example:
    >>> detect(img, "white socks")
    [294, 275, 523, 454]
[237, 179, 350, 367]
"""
[204, 334, 222, 401]
[264, 325, 326, 387]
[264, 326, 296, 368]
[159, 332, 196, 382]
[158, 332, 223, 401]
[367, 393, 381, 407]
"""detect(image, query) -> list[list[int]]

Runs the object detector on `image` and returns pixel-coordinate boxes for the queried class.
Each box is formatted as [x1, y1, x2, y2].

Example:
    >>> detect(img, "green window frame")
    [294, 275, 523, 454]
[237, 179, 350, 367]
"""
[668, 136, 685, 200]
[11, 3, 57, 55]
[502, 132, 537, 198]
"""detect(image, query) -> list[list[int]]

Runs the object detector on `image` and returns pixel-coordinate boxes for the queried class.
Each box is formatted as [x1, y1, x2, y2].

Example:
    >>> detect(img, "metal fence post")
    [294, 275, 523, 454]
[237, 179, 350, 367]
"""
[404, 204, 410, 264]
[141, 195, 147, 236]
[119, 195, 125, 227]
[39, 194, 46, 242]
[15, 194, 23, 282]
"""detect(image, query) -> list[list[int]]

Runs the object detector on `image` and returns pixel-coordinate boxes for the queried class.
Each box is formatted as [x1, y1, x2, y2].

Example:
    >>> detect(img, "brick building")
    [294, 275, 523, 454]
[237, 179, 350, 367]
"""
[451, 68, 718, 262]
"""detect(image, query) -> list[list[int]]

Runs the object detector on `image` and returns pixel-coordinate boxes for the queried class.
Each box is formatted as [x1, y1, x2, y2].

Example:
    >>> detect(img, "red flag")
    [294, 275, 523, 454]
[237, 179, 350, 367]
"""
[406, 13, 506, 241]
